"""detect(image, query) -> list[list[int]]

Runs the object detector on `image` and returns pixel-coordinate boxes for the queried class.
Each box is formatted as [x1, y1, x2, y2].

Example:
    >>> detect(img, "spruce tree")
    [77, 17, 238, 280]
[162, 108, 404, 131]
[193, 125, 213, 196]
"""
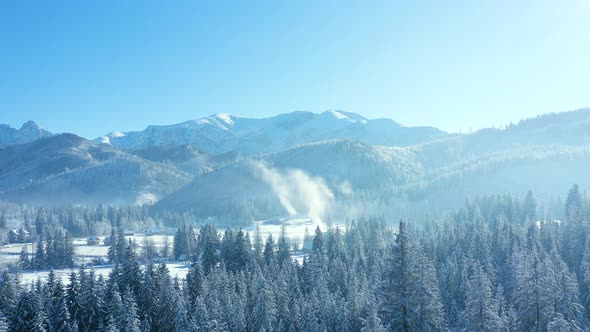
[47, 278, 73, 332]
[263, 234, 275, 266]
[252, 276, 277, 332]
[461, 263, 502, 331]
[187, 263, 204, 306]
[121, 288, 141, 332]
[380, 220, 415, 331]
[277, 224, 292, 267]
[19, 245, 30, 270]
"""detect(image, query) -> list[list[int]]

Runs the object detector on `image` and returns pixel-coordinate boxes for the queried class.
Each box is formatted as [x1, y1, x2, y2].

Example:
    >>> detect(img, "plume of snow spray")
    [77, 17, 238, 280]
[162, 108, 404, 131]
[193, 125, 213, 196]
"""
[249, 160, 334, 223]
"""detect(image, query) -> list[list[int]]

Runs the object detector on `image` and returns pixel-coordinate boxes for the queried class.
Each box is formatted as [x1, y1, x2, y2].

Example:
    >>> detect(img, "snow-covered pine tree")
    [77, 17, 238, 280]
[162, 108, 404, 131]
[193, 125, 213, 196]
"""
[120, 288, 141, 332]
[380, 220, 416, 331]
[47, 278, 73, 332]
[412, 243, 445, 330]
[252, 275, 278, 332]
[361, 300, 387, 332]
[514, 239, 555, 331]
[461, 263, 503, 331]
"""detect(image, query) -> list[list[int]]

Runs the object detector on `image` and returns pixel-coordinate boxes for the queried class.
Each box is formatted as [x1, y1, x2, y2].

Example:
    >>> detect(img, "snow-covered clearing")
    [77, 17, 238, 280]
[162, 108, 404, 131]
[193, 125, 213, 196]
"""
[15, 262, 191, 285]
[0, 220, 324, 283]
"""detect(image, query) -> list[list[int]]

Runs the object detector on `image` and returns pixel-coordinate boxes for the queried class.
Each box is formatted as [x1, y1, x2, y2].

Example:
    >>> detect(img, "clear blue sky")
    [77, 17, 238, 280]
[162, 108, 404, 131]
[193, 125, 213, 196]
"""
[1, 0, 589, 138]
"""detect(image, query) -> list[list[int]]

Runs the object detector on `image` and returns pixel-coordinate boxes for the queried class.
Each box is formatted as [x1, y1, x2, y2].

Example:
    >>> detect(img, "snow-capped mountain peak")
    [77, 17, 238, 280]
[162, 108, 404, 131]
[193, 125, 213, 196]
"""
[20, 120, 41, 130]
[322, 110, 367, 123]
[95, 111, 447, 154]
[0, 121, 53, 146]
[213, 112, 235, 126]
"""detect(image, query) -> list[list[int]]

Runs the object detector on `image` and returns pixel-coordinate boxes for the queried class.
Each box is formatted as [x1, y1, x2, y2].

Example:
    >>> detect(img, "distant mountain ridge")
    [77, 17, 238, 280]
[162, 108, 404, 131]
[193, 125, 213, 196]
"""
[153, 108, 590, 221]
[0, 121, 53, 146]
[0, 134, 192, 205]
[96, 110, 448, 154]
[2, 108, 590, 220]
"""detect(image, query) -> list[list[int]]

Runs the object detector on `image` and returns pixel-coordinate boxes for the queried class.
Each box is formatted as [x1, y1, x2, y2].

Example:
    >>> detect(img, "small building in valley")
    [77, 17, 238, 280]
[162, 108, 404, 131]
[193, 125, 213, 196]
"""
[86, 236, 100, 245]
[8, 228, 30, 244]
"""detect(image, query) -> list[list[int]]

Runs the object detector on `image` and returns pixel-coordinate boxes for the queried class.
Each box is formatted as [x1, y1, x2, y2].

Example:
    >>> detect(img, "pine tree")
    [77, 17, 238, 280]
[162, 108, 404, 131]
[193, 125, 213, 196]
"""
[79, 270, 105, 332]
[551, 252, 587, 329]
[565, 184, 584, 222]
[19, 245, 30, 270]
[202, 227, 220, 273]
[47, 278, 73, 332]
[107, 229, 118, 263]
[254, 222, 263, 263]
[461, 263, 502, 331]
[108, 284, 123, 332]
[138, 264, 159, 331]
[312, 226, 324, 256]
[104, 314, 118, 332]
[174, 295, 190, 331]
[66, 272, 81, 328]
[380, 220, 415, 331]
[173, 226, 187, 260]
[252, 276, 277, 332]
[191, 296, 210, 331]
[333, 298, 352, 332]
[263, 234, 275, 266]
[361, 301, 386, 332]
[156, 266, 178, 329]
[276, 224, 292, 267]
[64, 232, 75, 268]
[514, 246, 555, 332]
[11, 290, 46, 332]
[121, 288, 141, 332]
[578, 234, 590, 320]
[413, 244, 445, 330]
[34, 236, 46, 270]
[299, 300, 320, 332]
[522, 190, 537, 224]
[120, 240, 142, 298]
[35, 208, 46, 236]
[234, 228, 251, 271]
[187, 263, 204, 306]
[547, 313, 583, 332]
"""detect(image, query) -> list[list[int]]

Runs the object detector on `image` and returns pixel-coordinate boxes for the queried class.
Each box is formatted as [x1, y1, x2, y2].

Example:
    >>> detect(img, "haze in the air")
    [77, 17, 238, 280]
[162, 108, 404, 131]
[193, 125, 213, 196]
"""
[5, 3, 590, 332]
[2, 0, 590, 137]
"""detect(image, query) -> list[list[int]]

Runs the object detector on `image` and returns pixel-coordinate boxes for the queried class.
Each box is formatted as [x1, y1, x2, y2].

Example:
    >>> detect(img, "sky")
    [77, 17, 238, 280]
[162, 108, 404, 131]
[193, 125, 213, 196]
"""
[1, 0, 590, 138]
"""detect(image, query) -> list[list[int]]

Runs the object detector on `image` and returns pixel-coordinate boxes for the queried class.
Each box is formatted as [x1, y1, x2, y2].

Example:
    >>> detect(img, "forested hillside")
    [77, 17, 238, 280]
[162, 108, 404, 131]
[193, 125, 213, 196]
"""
[2, 186, 590, 331]
[0, 134, 193, 205]
[4, 109, 590, 223]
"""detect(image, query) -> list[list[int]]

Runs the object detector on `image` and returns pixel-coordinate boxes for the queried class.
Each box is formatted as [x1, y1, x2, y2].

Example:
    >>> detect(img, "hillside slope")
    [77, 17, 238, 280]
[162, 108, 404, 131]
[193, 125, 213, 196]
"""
[0, 134, 192, 205]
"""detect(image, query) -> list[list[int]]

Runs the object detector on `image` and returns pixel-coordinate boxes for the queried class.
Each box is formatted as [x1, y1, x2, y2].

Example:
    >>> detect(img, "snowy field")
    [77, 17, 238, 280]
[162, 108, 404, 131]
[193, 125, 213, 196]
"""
[242, 218, 345, 246]
[15, 262, 191, 285]
[0, 234, 174, 263]
[0, 234, 182, 284]
[0, 220, 324, 283]
[244, 217, 336, 248]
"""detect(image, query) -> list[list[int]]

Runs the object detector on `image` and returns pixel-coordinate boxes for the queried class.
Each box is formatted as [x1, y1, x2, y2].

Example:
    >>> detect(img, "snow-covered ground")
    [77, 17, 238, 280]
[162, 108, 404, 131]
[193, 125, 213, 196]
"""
[0, 220, 325, 283]
[15, 262, 191, 285]
[0, 234, 174, 263]
[243, 218, 322, 248]
[0, 234, 178, 283]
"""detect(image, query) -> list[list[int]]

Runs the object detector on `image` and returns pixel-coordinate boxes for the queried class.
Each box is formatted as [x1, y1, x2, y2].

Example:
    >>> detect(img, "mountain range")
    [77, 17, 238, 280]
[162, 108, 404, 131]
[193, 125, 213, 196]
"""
[0, 121, 53, 146]
[96, 110, 447, 154]
[2, 108, 590, 223]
